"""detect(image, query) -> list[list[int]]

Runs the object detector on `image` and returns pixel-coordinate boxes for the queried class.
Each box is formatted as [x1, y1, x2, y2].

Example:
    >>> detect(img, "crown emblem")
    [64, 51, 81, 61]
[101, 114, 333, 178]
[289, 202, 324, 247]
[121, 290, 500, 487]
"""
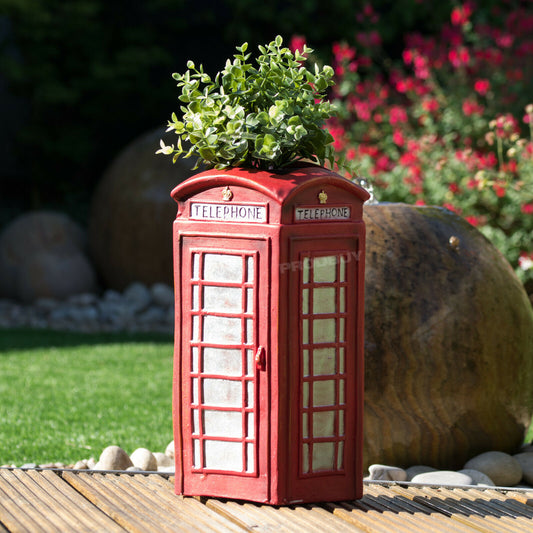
[318, 190, 328, 204]
[222, 186, 233, 201]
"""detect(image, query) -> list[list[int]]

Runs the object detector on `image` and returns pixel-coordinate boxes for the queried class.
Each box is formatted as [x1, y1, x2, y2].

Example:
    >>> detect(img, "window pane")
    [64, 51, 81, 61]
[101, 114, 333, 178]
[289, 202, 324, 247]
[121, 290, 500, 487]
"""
[203, 410, 242, 438]
[313, 380, 335, 406]
[203, 316, 241, 344]
[313, 347, 336, 375]
[202, 378, 242, 407]
[204, 440, 243, 471]
[203, 286, 242, 313]
[313, 256, 336, 283]
[203, 254, 242, 282]
[313, 287, 336, 314]
[312, 442, 335, 471]
[203, 347, 242, 376]
[313, 319, 336, 343]
[313, 411, 335, 438]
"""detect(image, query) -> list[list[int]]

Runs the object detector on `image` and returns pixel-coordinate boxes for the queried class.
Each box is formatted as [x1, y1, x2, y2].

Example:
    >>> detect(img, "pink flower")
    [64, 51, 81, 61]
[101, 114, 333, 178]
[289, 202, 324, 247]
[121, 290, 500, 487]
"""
[422, 98, 439, 113]
[448, 47, 470, 68]
[474, 79, 490, 96]
[465, 215, 481, 226]
[462, 99, 484, 116]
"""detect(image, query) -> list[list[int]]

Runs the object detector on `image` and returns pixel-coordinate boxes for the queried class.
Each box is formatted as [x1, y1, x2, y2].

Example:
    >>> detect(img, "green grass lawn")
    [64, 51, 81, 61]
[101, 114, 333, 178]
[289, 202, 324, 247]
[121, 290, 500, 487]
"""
[0, 328, 174, 466]
[0, 328, 531, 467]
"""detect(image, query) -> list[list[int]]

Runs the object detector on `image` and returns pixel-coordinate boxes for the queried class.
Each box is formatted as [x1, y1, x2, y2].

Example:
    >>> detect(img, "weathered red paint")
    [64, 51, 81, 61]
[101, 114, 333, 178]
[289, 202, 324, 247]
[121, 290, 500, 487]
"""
[171, 165, 369, 505]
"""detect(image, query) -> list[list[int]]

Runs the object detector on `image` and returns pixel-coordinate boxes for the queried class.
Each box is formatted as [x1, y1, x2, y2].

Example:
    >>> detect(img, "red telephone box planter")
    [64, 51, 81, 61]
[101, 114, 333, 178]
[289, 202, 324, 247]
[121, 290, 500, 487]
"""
[171, 165, 369, 505]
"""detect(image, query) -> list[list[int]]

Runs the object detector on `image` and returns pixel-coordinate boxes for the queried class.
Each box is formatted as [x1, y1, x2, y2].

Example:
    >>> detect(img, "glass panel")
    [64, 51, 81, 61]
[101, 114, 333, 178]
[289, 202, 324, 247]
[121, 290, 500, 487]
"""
[313, 287, 336, 314]
[202, 378, 242, 407]
[313, 347, 336, 375]
[192, 378, 198, 405]
[204, 440, 243, 471]
[192, 285, 199, 311]
[246, 442, 254, 473]
[339, 318, 345, 342]
[312, 442, 335, 471]
[313, 411, 335, 438]
[246, 288, 254, 313]
[339, 379, 346, 405]
[302, 288, 309, 315]
[302, 413, 308, 438]
[193, 439, 200, 468]
[246, 381, 254, 408]
[337, 441, 344, 469]
[313, 319, 336, 343]
[203, 254, 242, 283]
[246, 256, 254, 282]
[313, 256, 336, 283]
[302, 319, 309, 344]
[192, 409, 199, 435]
[192, 315, 200, 341]
[245, 318, 253, 344]
[203, 347, 242, 376]
[303, 349, 310, 377]
[203, 286, 242, 313]
[339, 410, 345, 436]
[246, 349, 254, 376]
[339, 348, 345, 374]
[192, 254, 200, 280]
[202, 316, 241, 344]
[313, 380, 335, 406]
[302, 444, 309, 474]
[191, 347, 199, 373]
[203, 410, 242, 438]
[302, 382, 309, 408]
[247, 413, 254, 438]
[339, 255, 346, 282]
[303, 257, 311, 284]
[339, 287, 345, 313]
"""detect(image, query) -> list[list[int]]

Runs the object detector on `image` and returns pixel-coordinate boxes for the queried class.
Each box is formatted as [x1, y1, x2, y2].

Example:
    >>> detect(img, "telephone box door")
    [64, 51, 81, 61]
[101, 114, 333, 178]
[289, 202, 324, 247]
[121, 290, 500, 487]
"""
[288, 234, 363, 501]
[178, 235, 270, 501]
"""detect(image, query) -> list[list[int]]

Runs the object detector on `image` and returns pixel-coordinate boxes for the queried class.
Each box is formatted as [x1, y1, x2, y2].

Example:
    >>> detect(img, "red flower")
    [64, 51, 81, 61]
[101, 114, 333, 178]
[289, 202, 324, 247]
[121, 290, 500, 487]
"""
[289, 35, 307, 54]
[392, 129, 405, 146]
[462, 99, 484, 116]
[422, 98, 439, 113]
[465, 215, 481, 226]
[389, 106, 408, 125]
[448, 47, 470, 68]
[451, 3, 473, 26]
[521, 203, 533, 215]
[474, 79, 490, 96]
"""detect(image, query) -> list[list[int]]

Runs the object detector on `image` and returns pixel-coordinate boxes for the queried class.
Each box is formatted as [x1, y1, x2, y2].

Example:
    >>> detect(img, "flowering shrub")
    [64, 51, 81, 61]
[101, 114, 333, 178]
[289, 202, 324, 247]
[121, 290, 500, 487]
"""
[294, 2, 533, 292]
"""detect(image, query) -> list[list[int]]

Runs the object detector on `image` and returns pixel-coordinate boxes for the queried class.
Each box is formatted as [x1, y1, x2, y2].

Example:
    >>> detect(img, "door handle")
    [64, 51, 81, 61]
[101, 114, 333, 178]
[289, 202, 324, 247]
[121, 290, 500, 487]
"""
[255, 346, 265, 371]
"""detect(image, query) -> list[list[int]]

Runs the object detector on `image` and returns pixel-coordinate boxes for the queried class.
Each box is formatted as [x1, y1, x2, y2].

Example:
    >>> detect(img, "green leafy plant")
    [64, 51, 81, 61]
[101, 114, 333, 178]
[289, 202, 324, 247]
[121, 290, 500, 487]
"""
[157, 36, 337, 170]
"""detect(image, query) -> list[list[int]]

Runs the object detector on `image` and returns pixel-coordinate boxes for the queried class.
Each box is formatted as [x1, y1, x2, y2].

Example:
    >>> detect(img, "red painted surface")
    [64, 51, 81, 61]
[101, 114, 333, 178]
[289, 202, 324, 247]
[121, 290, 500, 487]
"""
[171, 165, 369, 504]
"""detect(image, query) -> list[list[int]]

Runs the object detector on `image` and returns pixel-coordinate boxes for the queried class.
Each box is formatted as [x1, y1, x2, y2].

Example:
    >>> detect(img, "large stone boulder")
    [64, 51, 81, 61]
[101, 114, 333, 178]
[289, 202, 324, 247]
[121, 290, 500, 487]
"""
[363, 203, 533, 470]
[88, 128, 195, 291]
[0, 211, 97, 302]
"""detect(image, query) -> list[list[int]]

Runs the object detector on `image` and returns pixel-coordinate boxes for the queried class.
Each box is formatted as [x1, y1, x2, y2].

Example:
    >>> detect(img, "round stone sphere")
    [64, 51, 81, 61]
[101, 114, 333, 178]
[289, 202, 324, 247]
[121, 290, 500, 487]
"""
[362, 203, 533, 470]
[88, 127, 195, 291]
[0, 211, 97, 302]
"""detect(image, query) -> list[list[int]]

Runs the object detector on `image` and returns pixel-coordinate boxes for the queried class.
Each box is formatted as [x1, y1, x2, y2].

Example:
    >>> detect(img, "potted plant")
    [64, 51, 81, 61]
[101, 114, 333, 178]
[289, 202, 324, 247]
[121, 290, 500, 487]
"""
[156, 35, 339, 172]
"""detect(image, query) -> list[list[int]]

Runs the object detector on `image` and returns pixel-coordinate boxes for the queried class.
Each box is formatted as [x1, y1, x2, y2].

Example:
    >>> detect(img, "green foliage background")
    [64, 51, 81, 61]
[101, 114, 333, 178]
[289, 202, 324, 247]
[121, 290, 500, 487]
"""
[0, 0, 512, 228]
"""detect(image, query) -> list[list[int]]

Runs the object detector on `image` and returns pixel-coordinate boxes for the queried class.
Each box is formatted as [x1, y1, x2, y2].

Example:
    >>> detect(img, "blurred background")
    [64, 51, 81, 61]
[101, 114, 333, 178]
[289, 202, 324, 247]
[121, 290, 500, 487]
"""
[1, 0, 531, 301]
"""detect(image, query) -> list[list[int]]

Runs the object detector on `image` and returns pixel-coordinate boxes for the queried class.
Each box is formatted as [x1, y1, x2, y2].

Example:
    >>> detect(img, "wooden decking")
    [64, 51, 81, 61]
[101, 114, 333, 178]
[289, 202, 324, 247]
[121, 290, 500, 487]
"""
[0, 468, 532, 532]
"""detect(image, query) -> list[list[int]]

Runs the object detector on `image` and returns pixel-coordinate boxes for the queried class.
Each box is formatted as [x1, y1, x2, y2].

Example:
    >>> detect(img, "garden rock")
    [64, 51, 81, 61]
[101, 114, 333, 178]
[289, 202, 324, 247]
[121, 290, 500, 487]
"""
[458, 469, 495, 486]
[88, 128, 195, 290]
[166, 440, 175, 459]
[0, 211, 97, 302]
[130, 448, 157, 471]
[94, 446, 133, 471]
[513, 452, 533, 485]
[363, 203, 533, 470]
[406, 465, 438, 480]
[153, 452, 173, 468]
[464, 451, 523, 487]
[410, 471, 474, 486]
[367, 464, 407, 481]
